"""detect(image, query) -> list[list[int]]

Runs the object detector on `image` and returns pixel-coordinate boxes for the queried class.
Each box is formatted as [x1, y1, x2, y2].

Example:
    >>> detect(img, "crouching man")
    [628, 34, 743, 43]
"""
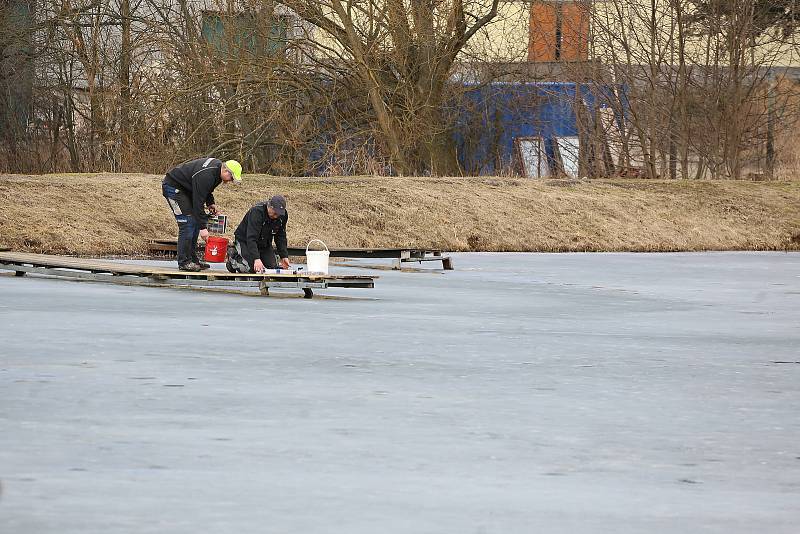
[227, 195, 291, 273]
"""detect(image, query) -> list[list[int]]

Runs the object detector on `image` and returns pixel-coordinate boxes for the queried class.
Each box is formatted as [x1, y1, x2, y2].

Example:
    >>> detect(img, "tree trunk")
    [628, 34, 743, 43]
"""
[119, 0, 131, 170]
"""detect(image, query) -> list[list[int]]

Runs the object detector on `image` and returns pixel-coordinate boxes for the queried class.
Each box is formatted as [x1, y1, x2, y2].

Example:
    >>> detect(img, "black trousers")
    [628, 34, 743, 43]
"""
[227, 240, 278, 273]
[162, 181, 200, 266]
[258, 243, 279, 269]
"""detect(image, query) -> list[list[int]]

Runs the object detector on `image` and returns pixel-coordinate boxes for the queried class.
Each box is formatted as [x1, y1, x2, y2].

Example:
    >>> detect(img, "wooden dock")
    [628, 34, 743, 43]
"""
[0, 252, 375, 298]
[148, 240, 453, 270]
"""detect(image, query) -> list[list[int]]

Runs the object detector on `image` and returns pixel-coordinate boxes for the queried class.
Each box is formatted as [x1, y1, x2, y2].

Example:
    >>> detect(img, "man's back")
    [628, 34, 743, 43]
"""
[165, 157, 221, 191]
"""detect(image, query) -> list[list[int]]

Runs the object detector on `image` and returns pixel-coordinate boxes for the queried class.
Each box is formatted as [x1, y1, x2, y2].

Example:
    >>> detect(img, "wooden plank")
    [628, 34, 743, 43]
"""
[148, 243, 179, 253]
[286, 246, 443, 259]
[149, 240, 440, 258]
[149, 239, 445, 261]
[322, 279, 374, 288]
[0, 252, 375, 283]
[4, 264, 346, 297]
[402, 256, 453, 264]
[7, 264, 264, 288]
[146, 240, 453, 270]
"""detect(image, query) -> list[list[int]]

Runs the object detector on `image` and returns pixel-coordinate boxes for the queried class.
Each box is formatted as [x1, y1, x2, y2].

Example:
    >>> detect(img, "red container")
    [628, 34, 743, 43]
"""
[204, 236, 229, 263]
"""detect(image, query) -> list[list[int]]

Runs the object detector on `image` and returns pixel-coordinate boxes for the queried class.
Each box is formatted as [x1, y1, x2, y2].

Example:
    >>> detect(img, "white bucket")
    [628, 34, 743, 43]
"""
[306, 239, 330, 274]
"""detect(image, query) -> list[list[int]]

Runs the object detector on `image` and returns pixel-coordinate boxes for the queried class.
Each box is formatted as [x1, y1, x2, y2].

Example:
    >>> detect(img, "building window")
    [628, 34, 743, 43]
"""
[201, 11, 289, 58]
[529, 1, 589, 62]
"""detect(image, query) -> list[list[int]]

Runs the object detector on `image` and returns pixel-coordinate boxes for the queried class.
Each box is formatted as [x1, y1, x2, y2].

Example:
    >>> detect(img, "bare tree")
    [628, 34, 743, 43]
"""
[277, 0, 503, 175]
[582, 0, 799, 179]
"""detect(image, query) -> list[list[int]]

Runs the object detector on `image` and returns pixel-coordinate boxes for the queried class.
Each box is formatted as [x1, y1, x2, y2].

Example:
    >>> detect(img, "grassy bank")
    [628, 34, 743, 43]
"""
[1, 174, 798, 255]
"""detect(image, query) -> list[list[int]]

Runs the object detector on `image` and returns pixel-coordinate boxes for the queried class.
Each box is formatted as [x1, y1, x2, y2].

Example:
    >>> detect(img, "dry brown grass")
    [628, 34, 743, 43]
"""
[774, 131, 800, 182]
[1, 173, 799, 255]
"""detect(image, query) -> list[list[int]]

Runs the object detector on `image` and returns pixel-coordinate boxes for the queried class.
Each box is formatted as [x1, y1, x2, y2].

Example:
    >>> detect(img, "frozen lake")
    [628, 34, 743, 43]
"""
[1, 252, 799, 533]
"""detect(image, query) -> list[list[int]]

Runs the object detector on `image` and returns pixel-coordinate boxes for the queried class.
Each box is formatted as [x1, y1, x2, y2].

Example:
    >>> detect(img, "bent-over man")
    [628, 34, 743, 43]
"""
[161, 157, 241, 271]
[227, 195, 291, 273]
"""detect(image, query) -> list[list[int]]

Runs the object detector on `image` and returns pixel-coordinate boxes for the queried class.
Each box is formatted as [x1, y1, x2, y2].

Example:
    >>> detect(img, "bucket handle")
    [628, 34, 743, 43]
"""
[306, 239, 329, 254]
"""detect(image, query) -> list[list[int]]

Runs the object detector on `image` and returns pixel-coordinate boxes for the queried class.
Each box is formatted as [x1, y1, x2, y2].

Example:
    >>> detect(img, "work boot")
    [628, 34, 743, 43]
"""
[179, 262, 202, 272]
[197, 261, 211, 270]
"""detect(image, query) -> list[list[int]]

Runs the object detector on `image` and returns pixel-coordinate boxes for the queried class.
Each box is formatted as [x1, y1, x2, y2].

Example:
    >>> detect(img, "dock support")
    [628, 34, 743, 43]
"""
[433, 251, 454, 270]
[392, 250, 412, 270]
[303, 288, 314, 299]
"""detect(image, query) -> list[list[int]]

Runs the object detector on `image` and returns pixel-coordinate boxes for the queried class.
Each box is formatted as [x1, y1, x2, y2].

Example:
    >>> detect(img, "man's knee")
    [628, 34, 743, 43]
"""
[226, 242, 251, 273]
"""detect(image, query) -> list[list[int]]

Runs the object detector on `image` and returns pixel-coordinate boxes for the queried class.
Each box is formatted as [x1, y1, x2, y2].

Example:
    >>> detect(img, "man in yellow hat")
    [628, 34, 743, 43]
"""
[161, 157, 241, 271]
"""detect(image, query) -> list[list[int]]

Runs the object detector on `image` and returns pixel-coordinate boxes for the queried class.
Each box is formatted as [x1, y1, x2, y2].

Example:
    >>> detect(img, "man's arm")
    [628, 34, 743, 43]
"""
[242, 208, 263, 265]
[275, 212, 289, 259]
[192, 170, 218, 228]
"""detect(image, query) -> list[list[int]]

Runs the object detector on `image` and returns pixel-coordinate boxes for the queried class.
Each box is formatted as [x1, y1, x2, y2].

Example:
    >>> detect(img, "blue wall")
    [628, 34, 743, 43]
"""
[452, 82, 614, 175]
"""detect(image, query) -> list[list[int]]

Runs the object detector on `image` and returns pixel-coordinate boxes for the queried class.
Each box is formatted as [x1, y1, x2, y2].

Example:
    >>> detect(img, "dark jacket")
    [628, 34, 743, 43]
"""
[164, 157, 223, 229]
[233, 202, 289, 265]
